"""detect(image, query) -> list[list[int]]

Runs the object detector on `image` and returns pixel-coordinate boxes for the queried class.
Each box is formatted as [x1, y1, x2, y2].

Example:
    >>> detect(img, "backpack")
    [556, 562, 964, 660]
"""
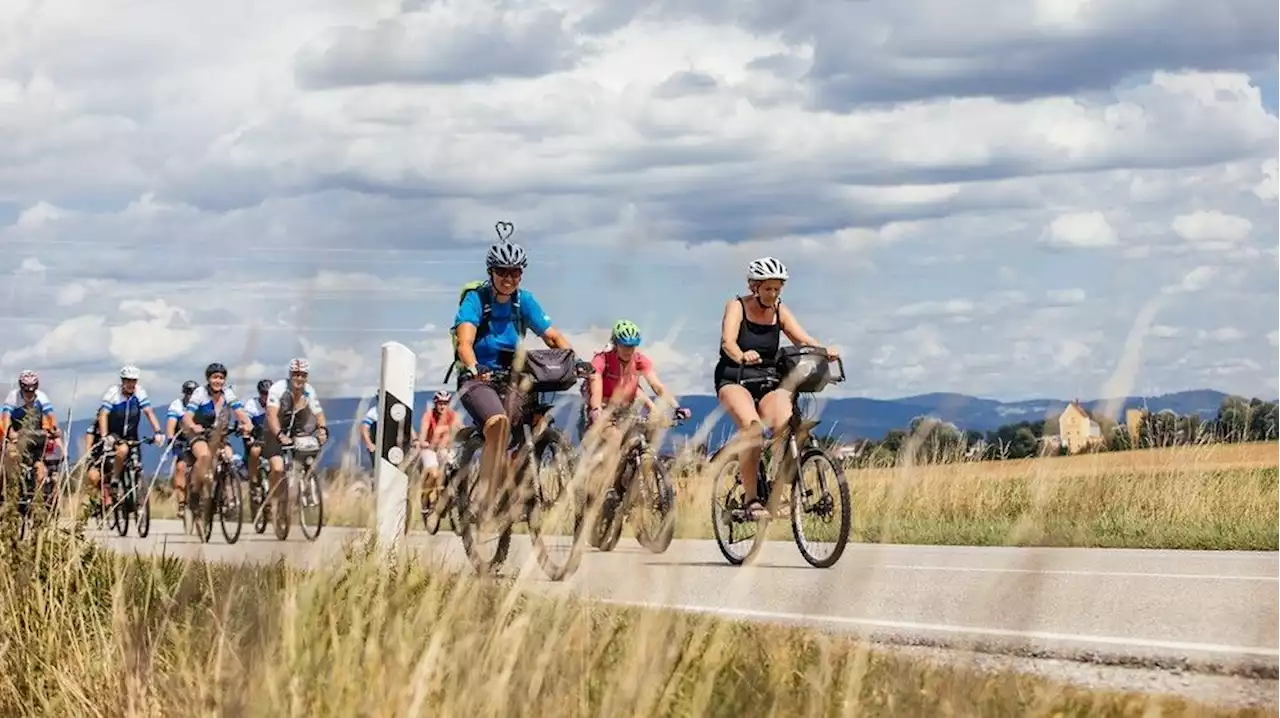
[444, 280, 524, 382]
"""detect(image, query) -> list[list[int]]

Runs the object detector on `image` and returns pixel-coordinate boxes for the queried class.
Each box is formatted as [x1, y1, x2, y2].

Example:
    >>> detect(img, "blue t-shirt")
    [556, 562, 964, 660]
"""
[453, 286, 553, 370]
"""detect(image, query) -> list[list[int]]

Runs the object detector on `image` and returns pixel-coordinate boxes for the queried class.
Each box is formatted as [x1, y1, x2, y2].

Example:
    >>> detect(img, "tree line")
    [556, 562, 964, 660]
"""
[834, 395, 1279, 467]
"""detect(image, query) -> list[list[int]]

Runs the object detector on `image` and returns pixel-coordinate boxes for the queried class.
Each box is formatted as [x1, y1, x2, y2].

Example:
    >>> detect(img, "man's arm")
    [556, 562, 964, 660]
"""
[96, 407, 109, 438]
[265, 405, 281, 437]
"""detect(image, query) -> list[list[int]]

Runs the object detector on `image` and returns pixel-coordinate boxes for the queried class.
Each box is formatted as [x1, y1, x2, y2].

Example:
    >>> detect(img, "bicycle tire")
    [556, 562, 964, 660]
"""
[790, 448, 851, 568]
[527, 428, 585, 581]
[114, 466, 137, 538]
[219, 467, 244, 544]
[273, 469, 291, 541]
[710, 453, 768, 566]
[251, 479, 269, 535]
[193, 482, 214, 544]
[137, 486, 151, 538]
[421, 476, 449, 535]
[298, 471, 323, 541]
[455, 436, 511, 575]
[635, 452, 677, 554]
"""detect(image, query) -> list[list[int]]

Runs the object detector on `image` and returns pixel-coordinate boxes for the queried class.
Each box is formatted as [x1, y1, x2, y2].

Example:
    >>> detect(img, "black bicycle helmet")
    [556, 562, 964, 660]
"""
[181, 380, 198, 394]
[257, 379, 273, 393]
[205, 362, 227, 378]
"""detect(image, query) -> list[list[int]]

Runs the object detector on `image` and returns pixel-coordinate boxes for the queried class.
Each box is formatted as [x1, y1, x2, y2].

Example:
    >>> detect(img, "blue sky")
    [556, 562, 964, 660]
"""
[0, 0, 1277, 419]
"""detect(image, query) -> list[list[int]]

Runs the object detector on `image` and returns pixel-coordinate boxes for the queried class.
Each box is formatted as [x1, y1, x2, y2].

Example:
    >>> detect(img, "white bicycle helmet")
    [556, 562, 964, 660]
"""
[17, 370, 38, 389]
[486, 241, 528, 270]
[289, 357, 310, 373]
[433, 390, 451, 404]
[119, 365, 141, 380]
[747, 256, 789, 281]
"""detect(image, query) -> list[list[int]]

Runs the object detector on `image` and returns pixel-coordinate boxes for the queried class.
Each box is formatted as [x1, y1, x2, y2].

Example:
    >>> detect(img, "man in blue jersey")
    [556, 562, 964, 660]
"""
[164, 380, 198, 512]
[89, 365, 165, 502]
[1, 370, 61, 495]
[241, 379, 272, 485]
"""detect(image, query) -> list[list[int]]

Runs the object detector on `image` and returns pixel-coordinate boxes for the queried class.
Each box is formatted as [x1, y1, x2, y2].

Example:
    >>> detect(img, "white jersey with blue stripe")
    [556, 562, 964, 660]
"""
[99, 384, 152, 435]
[184, 385, 242, 426]
[242, 396, 268, 428]
[361, 405, 378, 429]
[167, 398, 186, 422]
[1, 389, 55, 425]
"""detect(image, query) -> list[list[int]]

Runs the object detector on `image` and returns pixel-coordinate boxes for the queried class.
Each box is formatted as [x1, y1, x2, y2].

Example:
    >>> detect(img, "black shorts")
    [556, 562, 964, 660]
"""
[714, 362, 780, 403]
[241, 424, 264, 456]
[11, 431, 47, 465]
[458, 378, 523, 428]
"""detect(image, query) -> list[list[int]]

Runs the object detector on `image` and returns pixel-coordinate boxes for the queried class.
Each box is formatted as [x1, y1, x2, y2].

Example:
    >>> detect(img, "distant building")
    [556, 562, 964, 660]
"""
[1058, 400, 1103, 453]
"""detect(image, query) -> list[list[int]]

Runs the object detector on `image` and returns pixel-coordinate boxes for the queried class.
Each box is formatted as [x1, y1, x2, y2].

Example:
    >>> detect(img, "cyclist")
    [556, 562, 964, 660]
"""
[359, 402, 378, 470]
[88, 365, 165, 504]
[264, 358, 329, 511]
[452, 239, 586, 505]
[182, 363, 253, 503]
[580, 319, 689, 490]
[0, 370, 61, 497]
[715, 257, 837, 519]
[417, 390, 461, 507]
[241, 379, 273, 485]
[165, 380, 198, 512]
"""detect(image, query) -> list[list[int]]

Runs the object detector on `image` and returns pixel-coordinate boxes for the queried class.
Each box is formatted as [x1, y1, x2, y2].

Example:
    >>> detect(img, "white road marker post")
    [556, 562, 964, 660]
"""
[375, 341, 416, 559]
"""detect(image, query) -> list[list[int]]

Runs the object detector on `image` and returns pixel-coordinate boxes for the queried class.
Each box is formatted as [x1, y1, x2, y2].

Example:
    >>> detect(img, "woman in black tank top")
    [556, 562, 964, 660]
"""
[714, 257, 839, 519]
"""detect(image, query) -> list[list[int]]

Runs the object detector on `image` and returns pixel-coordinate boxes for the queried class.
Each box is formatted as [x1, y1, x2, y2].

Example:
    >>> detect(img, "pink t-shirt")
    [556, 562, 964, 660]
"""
[588, 348, 652, 405]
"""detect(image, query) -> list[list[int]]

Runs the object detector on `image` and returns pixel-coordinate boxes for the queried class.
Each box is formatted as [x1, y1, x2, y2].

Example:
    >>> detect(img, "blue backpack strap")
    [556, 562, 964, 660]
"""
[475, 282, 494, 339]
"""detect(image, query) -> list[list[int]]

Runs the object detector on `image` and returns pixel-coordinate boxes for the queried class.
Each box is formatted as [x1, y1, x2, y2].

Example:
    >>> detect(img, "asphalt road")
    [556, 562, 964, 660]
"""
[88, 519, 1279, 674]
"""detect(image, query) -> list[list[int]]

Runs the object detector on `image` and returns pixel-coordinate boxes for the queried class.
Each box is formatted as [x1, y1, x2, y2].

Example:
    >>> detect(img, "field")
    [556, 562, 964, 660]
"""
[0, 526, 1271, 718]
[133, 441, 1278, 551]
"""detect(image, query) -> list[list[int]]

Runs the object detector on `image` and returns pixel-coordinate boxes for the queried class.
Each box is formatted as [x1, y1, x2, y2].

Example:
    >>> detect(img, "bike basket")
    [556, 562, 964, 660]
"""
[521, 348, 579, 393]
[777, 345, 841, 393]
[291, 435, 322, 453]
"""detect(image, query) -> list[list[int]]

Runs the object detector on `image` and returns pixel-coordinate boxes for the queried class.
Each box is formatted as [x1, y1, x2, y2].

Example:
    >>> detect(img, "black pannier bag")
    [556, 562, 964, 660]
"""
[776, 345, 841, 393]
[520, 348, 580, 393]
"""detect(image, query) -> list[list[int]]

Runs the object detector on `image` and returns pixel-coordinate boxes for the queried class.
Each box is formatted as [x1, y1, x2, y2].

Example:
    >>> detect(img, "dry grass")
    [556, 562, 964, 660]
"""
[0, 526, 1269, 718]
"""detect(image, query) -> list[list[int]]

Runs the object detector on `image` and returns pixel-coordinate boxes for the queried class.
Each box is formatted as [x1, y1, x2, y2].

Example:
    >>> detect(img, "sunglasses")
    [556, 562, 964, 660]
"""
[491, 267, 522, 280]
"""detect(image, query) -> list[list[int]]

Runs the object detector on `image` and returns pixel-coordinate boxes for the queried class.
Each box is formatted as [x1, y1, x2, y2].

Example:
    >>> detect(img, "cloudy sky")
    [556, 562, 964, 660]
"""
[1, 0, 1277, 417]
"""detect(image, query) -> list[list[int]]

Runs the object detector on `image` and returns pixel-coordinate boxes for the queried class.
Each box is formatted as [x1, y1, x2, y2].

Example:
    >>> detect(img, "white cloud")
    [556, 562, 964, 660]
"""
[19, 257, 47, 273]
[894, 299, 975, 318]
[1041, 211, 1118, 248]
[1197, 326, 1245, 343]
[1169, 265, 1218, 294]
[1045, 288, 1086, 305]
[0, 315, 110, 370]
[1253, 158, 1278, 202]
[1269, 330, 1279, 347]
[1171, 210, 1253, 249]
[1148, 324, 1181, 339]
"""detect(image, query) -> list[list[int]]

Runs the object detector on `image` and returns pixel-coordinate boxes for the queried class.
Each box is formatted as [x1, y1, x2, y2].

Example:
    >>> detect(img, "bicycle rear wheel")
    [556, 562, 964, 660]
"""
[790, 447, 851, 568]
[137, 484, 151, 538]
[251, 470, 270, 535]
[193, 481, 215, 544]
[527, 428, 585, 581]
[218, 468, 244, 544]
[298, 471, 324, 541]
[112, 478, 131, 538]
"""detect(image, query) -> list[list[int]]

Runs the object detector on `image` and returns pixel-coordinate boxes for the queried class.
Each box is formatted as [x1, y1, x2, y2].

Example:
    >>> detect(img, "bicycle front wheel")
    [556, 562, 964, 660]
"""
[218, 469, 244, 544]
[527, 428, 585, 581]
[790, 447, 851, 568]
[455, 437, 511, 575]
[635, 452, 677, 554]
[710, 453, 768, 566]
[298, 472, 324, 541]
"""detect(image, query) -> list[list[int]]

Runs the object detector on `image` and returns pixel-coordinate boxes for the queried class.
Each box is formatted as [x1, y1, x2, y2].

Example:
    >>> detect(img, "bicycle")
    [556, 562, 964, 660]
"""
[265, 431, 325, 542]
[187, 426, 246, 545]
[419, 445, 460, 536]
[709, 346, 852, 568]
[246, 457, 272, 535]
[107, 436, 158, 539]
[450, 351, 593, 581]
[6, 446, 58, 541]
[585, 407, 688, 554]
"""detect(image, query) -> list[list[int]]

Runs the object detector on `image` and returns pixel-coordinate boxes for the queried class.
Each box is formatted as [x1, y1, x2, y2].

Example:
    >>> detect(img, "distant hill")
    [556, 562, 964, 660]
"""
[57, 388, 1243, 475]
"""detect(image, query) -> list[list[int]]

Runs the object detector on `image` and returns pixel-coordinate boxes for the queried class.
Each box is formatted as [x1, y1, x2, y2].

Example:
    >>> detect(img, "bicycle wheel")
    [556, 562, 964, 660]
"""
[421, 472, 449, 536]
[454, 437, 511, 575]
[710, 453, 768, 566]
[635, 451, 677, 554]
[273, 469, 292, 541]
[298, 471, 324, 541]
[527, 428, 585, 581]
[790, 447, 851, 568]
[137, 482, 152, 538]
[193, 481, 215, 544]
[112, 478, 131, 538]
[251, 473, 269, 535]
[218, 468, 244, 544]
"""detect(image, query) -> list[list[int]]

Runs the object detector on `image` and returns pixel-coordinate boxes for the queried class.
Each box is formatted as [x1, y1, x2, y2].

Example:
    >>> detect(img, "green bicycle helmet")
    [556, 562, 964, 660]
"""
[611, 319, 642, 347]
